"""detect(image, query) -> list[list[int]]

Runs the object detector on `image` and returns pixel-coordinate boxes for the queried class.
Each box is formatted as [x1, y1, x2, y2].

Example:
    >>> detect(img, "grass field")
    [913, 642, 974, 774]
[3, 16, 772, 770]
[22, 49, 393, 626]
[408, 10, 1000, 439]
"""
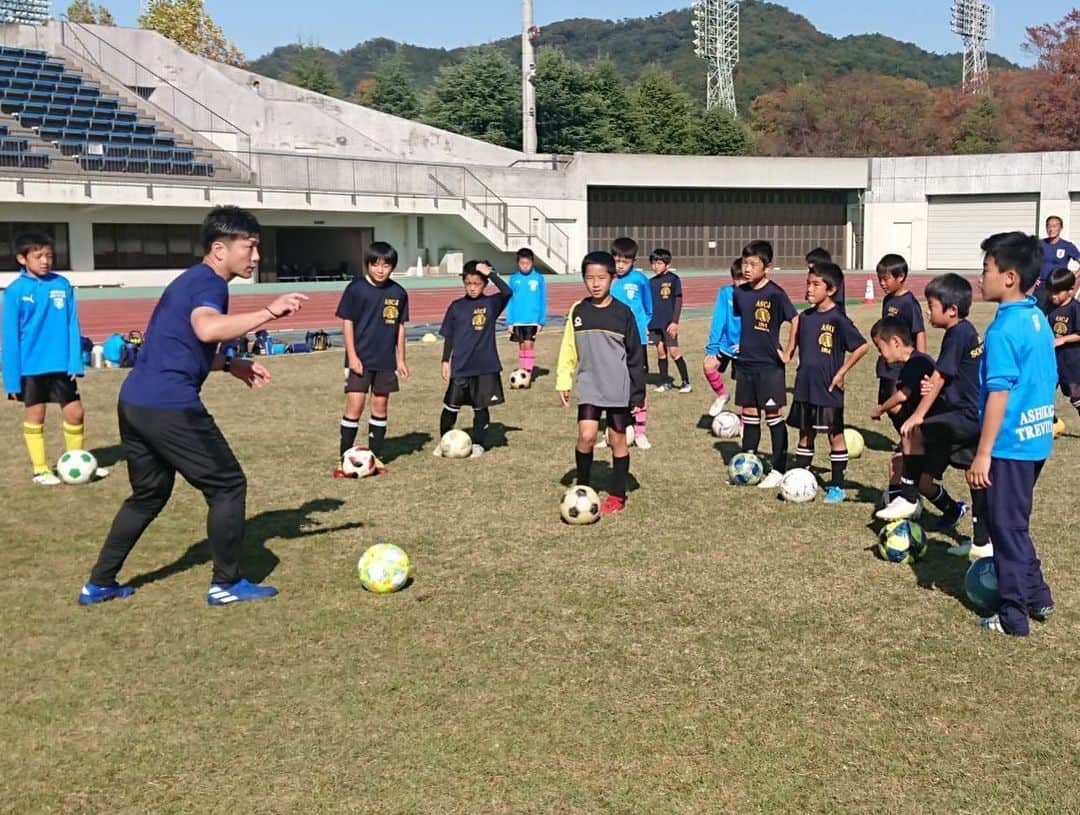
[3, 302, 1079, 814]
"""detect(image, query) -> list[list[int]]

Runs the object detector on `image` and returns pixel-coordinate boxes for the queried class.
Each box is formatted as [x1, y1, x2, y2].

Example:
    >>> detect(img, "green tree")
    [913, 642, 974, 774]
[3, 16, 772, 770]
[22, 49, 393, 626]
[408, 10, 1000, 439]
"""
[587, 57, 632, 152]
[139, 0, 245, 67]
[286, 44, 343, 97]
[535, 48, 610, 153]
[422, 49, 520, 148]
[356, 52, 420, 119]
[692, 106, 753, 155]
[630, 65, 698, 154]
[66, 0, 115, 24]
[952, 96, 1003, 154]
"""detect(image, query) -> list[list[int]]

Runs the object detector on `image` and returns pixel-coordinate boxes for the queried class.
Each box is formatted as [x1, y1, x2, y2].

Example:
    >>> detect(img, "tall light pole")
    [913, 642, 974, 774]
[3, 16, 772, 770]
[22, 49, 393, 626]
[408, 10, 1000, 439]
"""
[950, 0, 992, 94]
[522, 0, 539, 154]
[692, 0, 740, 115]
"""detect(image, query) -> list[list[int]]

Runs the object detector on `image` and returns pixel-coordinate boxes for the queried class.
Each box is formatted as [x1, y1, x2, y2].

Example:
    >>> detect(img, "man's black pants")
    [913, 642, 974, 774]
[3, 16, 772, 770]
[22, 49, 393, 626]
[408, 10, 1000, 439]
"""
[89, 401, 247, 587]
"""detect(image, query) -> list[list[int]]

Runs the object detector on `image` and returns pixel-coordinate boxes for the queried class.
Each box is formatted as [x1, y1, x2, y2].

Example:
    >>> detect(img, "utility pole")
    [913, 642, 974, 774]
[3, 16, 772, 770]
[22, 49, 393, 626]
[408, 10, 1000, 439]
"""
[522, 0, 538, 154]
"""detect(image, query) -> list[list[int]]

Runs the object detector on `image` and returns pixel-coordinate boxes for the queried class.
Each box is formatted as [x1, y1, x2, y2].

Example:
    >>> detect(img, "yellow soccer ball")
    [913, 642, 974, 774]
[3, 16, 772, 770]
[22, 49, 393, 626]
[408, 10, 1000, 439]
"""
[357, 543, 413, 594]
[1053, 418, 1066, 439]
[843, 428, 865, 459]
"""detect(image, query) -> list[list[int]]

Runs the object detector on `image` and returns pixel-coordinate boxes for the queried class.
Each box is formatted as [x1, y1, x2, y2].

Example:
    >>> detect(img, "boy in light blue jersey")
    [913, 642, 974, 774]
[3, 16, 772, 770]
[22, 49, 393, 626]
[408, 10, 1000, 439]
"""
[2, 231, 107, 485]
[610, 236, 653, 448]
[703, 258, 744, 416]
[505, 247, 547, 376]
[968, 231, 1056, 637]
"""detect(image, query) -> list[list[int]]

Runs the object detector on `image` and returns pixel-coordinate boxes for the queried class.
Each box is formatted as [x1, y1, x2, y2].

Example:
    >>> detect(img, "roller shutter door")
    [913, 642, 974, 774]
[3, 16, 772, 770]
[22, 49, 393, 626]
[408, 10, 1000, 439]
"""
[927, 195, 1039, 270]
[1070, 196, 1080, 240]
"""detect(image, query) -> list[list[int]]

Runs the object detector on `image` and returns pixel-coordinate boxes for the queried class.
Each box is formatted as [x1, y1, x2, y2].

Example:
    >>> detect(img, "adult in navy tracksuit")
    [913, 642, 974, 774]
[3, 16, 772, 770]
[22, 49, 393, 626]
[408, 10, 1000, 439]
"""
[968, 232, 1056, 636]
[79, 207, 307, 607]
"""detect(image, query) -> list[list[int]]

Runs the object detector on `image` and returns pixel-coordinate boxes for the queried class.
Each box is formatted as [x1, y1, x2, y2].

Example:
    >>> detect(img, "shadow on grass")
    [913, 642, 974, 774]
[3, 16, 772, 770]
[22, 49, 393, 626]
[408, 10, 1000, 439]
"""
[380, 432, 432, 464]
[854, 424, 897, 453]
[911, 544, 977, 610]
[528, 366, 550, 383]
[558, 464, 641, 495]
[91, 444, 125, 468]
[485, 423, 522, 450]
[712, 440, 744, 465]
[128, 497, 364, 588]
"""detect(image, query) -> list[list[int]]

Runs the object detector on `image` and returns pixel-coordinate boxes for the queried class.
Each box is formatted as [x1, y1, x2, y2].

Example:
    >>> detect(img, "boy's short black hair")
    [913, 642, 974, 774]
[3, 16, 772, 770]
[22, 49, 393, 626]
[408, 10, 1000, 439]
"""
[810, 261, 843, 296]
[741, 240, 773, 267]
[201, 205, 260, 254]
[462, 259, 488, 281]
[14, 230, 54, 258]
[871, 316, 914, 346]
[516, 247, 535, 261]
[805, 247, 832, 268]
[925, 273, 973, 318]
[876, 253, 909, 280]
[980, 231, 1041, 292]
[1047, 267, 1076, 294]
[730, 257, 742, 277]
[649, 248, 672, 265]
[364, 240, 399, 270]
[610, 237, 638, 260]
[582, 250, 616, 277]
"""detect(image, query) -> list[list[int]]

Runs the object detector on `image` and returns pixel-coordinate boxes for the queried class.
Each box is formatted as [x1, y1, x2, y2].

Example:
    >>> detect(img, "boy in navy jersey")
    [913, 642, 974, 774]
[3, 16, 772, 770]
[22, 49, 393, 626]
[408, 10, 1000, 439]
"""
[969, 232, 1055, 636]
[648, 248, 691, 393]
[557, 251, 646, 515]
[882, 277, 986, 550]
[435, 260, 512, 457]
[732, 240, 798, 489]
[805, 247, 845, 315]
[787, 262, 868, 503]
[1045, 268, 1080, 424]
[505, 248, 546, 377]
[334, 242, 410, 476]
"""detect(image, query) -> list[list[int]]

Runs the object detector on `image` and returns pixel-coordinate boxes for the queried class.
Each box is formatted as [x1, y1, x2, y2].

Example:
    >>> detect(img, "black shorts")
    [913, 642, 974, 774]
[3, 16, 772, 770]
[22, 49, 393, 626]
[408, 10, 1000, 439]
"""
[13, 373, 80, 406]
[735, 367, 786, 410]
[787, 401, 844, 435]
[444, 373, 504, 409]
[509, 325, 539, 343]
[577, 404, 632, 432]
[345, 369, 399, 395]
[921, 410, 980, 478]
[1061, 381, 1080, 406]
[649, 328, 679, 349]
[717, 353, 735, 374]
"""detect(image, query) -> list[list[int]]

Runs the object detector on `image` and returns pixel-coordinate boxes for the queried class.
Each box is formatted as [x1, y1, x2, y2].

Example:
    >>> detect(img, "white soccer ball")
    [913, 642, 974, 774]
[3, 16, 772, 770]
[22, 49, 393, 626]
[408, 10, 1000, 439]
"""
[341, 446, 377, 478]
[508, 368, 532, 389]
[440, 429, 473, 459]
[57, 449, 97, 485]
[780, 468, 819, 503]
[560, 485, 601, 525]
[712, 411, 742, 439]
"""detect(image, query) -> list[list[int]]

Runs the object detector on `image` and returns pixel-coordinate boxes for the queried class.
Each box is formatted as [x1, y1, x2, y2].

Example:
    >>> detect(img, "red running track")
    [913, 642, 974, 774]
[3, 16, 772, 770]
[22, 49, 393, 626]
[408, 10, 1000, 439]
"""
[23, 273, 965, 341]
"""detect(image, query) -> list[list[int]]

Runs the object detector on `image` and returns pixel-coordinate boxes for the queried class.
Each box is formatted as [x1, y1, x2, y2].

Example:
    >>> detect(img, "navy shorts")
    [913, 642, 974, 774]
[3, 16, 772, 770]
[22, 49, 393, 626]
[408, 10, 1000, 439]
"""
[648, 328, 678, 349]
[345, 369, 399, 395]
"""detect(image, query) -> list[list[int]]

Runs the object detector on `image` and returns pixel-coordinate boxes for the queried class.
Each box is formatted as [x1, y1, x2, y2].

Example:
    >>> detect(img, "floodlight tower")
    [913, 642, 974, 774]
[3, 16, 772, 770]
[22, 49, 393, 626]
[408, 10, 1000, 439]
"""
[522, 0, 539, 154]
[692, 0, 740, 115]
[950, 0, 993, 93]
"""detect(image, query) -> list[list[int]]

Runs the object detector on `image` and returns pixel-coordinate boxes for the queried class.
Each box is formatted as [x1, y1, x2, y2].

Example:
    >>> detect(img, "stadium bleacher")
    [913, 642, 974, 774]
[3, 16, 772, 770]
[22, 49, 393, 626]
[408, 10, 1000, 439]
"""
[0, 44, 213, 176]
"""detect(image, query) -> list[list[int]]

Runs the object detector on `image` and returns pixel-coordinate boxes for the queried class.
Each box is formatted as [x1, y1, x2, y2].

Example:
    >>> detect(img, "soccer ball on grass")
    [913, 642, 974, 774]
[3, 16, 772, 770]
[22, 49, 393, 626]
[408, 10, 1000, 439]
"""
[560, 485, 601, 525]
[439, 429, 473, 459]
[341, 446, 377, 478]
[728, 452, 764, 486]
[712, 411, 742, 439]
[508, 368, 532, 389]
[57, 450, 97, 485]
[876, 520, 927, 564]
[780, 468, 818, 503]
[357, 543, 413, 594]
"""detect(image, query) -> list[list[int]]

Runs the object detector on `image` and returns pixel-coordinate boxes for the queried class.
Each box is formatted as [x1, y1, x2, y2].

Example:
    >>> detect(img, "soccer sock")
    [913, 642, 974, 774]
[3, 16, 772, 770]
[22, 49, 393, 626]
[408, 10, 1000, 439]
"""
[899, 454, 924, 502]
[439, 406, 458, 437]
[674, 357, 690, 385]
[62, 421, 84, 451]
[767, 416, 787, 473]
[339, 416, 360, 457]
[522, 349, 536, 372]
[575, 448, 593, 486]
[635, 399, 648, 434]
[742, 414, 761, 453]
[830, 450, 849, 488]
[1073, 398, 1080, 417]
[970, 488, 990, 545]
[658, 358, 670, 384]
[611, 454, 630, 500]
[795, 446, 813, 470]
[471, 408, 490, 449]
[23, 422, 49, 474]
[929, 484, 956, 514]
[368, 415, 388, 457]
[705, 368, 727, 397]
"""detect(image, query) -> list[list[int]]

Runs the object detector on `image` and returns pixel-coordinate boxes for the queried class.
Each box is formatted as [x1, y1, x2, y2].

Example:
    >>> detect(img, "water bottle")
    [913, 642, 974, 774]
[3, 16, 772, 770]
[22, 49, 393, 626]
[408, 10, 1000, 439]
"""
[91, 345, 104, 368]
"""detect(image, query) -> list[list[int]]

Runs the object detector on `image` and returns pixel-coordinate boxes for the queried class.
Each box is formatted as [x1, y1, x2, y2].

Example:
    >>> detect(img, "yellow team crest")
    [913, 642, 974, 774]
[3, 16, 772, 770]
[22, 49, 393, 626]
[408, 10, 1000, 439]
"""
[660, 282, 672, 300]
[754, 303, 771, 331]
[818, 323, 835, 353]
[472, 307, 487, 331]
[383, 299, 399, 323]
[1054, 317, 1069, 337]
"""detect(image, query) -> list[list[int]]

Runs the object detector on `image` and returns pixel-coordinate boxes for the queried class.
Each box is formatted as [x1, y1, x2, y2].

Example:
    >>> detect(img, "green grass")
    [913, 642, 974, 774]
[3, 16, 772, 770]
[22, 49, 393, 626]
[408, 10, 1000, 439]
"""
[2, 303, 1079, 814]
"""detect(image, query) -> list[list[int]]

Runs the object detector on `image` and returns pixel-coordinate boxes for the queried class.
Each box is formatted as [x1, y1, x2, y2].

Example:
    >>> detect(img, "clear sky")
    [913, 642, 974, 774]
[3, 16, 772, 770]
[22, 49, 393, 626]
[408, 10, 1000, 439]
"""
[102, 1, 1074, 65]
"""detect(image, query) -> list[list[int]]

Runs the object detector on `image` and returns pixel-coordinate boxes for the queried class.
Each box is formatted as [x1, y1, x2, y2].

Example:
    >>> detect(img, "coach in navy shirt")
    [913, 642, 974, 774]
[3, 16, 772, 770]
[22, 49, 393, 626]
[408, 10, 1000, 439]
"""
[80, 206, 307, 607]
[1040, 215, 1080, 287]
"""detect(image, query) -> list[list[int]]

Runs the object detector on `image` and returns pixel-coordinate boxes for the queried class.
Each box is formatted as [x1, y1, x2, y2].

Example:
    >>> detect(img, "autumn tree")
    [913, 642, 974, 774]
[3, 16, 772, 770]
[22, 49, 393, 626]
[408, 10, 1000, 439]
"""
[139, 0, 246, 68]
[66, 0, 115, 24]
[1019, 9, 1080, 151]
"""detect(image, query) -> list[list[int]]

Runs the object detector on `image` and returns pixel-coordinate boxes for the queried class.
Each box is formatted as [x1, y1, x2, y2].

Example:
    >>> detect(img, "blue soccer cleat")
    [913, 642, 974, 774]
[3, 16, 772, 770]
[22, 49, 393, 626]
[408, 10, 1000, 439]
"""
[78, 581, 135, 606]
[935, 500, 970, 531]
[207, 579, 279, 606]
[823, 486, 846, 504]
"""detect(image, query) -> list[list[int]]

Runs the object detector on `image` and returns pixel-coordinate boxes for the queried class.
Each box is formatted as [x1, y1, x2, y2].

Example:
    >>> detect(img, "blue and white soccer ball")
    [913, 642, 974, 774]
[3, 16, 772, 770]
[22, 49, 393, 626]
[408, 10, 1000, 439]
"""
[964, 557, 1001, 614]
[780, 468, 818, 503]
[877, 520, 927, 564]
[729, 452, 764, 486]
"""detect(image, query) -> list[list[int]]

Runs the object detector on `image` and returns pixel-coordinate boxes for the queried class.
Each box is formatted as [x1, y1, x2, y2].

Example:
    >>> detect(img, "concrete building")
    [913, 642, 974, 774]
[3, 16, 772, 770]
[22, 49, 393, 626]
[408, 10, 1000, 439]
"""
[2, 20, 1080, 288]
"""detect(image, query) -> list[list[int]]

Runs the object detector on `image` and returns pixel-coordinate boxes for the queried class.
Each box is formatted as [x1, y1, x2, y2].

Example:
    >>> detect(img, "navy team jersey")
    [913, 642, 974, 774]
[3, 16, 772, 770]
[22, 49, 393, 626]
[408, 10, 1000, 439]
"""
[335, 276, 409, 371]
[120, 263, 227, 410]
[1048, 298, 1080, 384]
[648, 271, 683, 330]
[732, 280, 798, 370]
[876, 291, 925, 379]
[793, 306, 866, 408]
[440, 274, 512, 378]
[897, 350, 937, 404]
[935, 319, 982, 417]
